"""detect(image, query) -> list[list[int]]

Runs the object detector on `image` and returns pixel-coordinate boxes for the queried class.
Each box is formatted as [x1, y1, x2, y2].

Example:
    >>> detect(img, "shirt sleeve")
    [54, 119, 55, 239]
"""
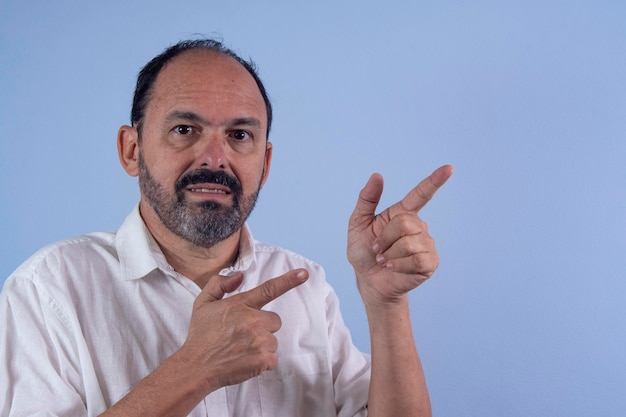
[0, 274, 95, 417]
[324, 284, 371, 417]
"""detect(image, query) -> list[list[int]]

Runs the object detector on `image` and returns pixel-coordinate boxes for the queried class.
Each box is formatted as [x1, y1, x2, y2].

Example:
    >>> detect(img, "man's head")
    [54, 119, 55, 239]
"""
[118, 39, 273, 249]
[131, 39, 273, 138]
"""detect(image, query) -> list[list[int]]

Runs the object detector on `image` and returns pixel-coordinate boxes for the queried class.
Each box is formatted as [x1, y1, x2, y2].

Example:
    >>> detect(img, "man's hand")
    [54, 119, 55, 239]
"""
[180, 269, 309, 391]
[347, 165, 453, 306]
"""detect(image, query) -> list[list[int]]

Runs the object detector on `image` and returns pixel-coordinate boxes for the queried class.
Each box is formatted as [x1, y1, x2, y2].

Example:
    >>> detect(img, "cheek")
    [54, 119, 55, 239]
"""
[237, 161, 267, 191]
[145, 157, 185, 189]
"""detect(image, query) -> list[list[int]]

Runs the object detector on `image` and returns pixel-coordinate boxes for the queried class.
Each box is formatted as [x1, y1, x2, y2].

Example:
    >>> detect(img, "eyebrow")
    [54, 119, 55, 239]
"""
[164, 111, 210, 125]
[229, 117, 261, 129]
[165, 111, 261, 129]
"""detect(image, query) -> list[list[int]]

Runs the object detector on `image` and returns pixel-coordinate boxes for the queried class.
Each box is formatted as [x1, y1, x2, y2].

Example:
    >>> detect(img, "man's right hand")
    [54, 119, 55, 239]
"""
[101, 270, 308, 417]
[181, 268, 309, 391]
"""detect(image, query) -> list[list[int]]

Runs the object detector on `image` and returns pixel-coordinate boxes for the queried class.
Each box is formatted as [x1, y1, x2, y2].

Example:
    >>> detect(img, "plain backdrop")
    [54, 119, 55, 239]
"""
[1, 1, 625, 416]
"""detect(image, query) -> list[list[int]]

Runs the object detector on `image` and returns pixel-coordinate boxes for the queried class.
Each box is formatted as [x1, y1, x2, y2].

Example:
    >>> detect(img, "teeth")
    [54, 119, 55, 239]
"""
[190, 188, 226, 194]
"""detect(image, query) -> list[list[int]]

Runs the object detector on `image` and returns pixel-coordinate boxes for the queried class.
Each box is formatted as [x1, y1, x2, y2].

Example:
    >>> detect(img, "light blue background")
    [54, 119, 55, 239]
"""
[1, 1, 625, 416]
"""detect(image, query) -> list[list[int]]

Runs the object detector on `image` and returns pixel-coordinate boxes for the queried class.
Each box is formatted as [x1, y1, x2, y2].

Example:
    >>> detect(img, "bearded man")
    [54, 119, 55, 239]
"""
[0, 39, 453, 417]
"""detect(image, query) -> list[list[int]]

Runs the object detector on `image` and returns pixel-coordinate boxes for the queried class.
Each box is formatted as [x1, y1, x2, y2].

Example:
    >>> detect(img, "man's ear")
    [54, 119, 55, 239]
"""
[260, 141, 273, 188]
[118, 125, 140, 177]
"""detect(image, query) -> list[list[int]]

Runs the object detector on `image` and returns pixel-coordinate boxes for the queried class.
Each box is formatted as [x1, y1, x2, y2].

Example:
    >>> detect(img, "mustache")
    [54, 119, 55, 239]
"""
[176, 169, 242, 194]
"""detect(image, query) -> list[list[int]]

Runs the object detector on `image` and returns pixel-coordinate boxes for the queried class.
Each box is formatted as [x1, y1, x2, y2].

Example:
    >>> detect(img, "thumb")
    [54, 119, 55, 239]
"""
[350, 173, 384, 224]
[198, 273, 245, 303]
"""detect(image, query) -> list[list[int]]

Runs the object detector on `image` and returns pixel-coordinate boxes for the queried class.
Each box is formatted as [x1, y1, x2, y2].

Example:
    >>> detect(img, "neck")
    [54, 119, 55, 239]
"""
[139, 201, 241, 288]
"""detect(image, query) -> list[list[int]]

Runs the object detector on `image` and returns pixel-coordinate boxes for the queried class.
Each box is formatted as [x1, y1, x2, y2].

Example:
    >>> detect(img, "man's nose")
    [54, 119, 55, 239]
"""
[197, 134, 228, 170]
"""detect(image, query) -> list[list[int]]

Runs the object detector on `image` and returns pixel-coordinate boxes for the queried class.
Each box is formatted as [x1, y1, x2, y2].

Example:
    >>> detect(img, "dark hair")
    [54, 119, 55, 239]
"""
[131, 38, 273, 137]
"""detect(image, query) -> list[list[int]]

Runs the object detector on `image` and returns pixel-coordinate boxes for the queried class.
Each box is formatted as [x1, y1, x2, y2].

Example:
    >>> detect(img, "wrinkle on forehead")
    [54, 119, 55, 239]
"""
[147, 49, 268, 130]
[157, 49, 257, 96]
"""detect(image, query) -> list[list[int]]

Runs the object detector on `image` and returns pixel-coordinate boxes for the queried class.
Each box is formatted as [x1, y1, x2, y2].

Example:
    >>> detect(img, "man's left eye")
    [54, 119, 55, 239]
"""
[230, 130, 250, 140]
[174, 125, 194, 135]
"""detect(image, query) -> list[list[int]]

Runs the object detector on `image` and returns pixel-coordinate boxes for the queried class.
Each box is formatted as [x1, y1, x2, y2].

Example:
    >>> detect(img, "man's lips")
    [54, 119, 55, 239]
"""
[186, 183, 231, 195]
[176, 170, 241, 199]
[189, 188, 227, 194]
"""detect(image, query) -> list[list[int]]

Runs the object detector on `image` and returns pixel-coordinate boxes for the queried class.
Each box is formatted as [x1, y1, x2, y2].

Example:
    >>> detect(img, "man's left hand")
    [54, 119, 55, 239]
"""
[347, 165, 453, 307]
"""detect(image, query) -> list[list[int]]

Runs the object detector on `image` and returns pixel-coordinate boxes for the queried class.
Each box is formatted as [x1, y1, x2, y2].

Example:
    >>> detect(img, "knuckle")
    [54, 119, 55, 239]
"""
[393, 213, 413, 228]
[259, 281, 277, 302]
[415, 182, 433, 202]
[411, 252, 439, 274]
[249, 333, 267, 351]
[268, 335, 279, 353]
[270, 312, 283, 330]
[405, 240, 420, 254]
[410, 253, 426, 270]
[263, 352, 278, 371]
[245, 316, 262, 332]
[246, 311, 282, 334]
[251, 349, 277, 372]
[246, 328, 272, 350]
[395, 213, 424, 234]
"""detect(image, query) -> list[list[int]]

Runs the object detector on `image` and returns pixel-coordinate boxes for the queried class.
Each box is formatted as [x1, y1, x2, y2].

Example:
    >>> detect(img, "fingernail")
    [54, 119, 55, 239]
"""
[376, 254, 386, 265]
[296, 270, 308, 281]
[372, 242, 381, 253]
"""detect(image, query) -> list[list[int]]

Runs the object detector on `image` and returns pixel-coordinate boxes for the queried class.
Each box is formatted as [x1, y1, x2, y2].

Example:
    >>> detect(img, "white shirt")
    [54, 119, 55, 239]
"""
[0, 206, 370, 417]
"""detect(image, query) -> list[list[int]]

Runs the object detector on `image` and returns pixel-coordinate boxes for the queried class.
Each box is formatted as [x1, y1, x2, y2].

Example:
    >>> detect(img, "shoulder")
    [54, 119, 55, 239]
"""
[5, 231, 117, 291]
[1, 232, 118, 329]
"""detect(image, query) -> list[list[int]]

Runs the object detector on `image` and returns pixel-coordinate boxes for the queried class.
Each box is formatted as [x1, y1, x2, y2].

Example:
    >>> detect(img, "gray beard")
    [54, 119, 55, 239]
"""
[137, 152, 260, 248]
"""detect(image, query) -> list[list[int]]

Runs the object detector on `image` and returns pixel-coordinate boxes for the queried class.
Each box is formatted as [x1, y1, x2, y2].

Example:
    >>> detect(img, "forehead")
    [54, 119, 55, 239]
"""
[148, 49, 267, 124]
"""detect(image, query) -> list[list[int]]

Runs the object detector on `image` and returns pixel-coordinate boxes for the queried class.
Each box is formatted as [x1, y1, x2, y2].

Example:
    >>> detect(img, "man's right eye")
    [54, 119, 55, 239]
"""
[174, 125, 194, 135]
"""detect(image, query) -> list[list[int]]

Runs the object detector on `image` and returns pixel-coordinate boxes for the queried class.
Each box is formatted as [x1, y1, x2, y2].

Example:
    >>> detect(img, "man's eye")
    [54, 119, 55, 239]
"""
[230, 130, 251, 141]
[174, 125, 194, 135]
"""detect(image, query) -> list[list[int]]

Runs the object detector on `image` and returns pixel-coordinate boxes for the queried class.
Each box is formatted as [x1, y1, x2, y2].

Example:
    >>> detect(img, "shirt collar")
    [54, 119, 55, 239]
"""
[115, 205, 257, 281]
[115, 205, 163, 281]
[219, 224, 257, 275]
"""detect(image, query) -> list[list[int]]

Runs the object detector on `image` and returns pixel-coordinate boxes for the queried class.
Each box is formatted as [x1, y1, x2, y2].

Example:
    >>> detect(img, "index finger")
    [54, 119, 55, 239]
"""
[239, 269, 309, 310]
[396, 165, 453, 215]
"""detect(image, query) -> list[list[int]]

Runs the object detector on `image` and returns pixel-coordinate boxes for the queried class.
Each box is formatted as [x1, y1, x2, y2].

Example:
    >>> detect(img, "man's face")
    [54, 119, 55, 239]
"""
[136, 50, 272, 248]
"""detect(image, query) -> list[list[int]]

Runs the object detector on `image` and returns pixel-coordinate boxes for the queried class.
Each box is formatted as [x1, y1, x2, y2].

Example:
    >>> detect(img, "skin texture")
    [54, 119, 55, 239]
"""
[107, 47, 452, 417]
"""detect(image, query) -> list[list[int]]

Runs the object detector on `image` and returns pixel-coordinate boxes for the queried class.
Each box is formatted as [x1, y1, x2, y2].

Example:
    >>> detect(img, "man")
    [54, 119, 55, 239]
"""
[0, 39, 453, 416]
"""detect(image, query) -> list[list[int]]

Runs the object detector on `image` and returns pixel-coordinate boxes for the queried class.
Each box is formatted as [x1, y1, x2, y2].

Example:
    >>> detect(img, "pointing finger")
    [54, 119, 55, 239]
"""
[239, 269, 309, 310]
[396, 165, 453, 215]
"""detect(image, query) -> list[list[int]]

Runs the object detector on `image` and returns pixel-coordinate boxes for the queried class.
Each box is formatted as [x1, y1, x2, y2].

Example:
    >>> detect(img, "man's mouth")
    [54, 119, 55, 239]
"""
[189, 187, 228, 194]
[187, 183, 231, 195]
[177, 169, 241, 198]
